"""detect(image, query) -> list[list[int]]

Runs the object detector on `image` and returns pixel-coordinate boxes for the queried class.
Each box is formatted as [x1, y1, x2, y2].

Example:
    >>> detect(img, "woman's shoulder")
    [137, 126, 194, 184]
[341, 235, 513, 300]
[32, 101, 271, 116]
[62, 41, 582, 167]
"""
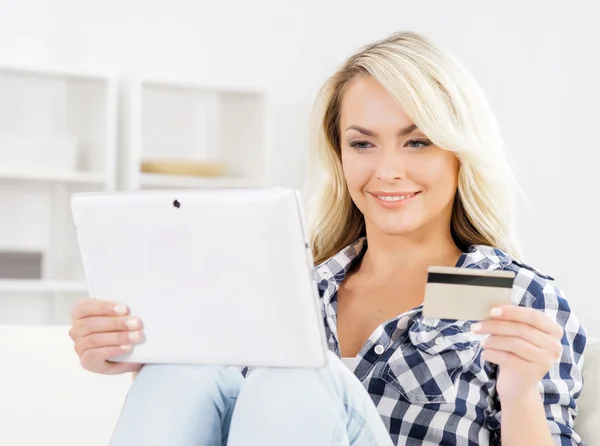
[468, 244, 586, 353]
[465, 244, 554, 279]
[465, 244, 561, 309]
[466, 244, 581, 325]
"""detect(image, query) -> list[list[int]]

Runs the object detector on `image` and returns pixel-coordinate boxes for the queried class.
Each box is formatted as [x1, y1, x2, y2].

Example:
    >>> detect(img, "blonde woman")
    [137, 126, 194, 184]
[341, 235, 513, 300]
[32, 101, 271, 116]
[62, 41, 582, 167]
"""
[69, 32, 586, 445]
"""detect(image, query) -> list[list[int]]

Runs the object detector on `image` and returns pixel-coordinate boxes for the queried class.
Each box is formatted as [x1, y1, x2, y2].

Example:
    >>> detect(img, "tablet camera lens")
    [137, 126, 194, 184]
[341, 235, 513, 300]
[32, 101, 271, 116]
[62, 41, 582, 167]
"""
[173, 199, 181, 208]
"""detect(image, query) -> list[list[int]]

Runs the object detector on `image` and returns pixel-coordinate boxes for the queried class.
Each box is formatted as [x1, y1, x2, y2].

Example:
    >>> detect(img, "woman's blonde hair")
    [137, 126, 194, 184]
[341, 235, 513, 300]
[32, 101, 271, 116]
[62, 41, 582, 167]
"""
[308, 31, 523, 265]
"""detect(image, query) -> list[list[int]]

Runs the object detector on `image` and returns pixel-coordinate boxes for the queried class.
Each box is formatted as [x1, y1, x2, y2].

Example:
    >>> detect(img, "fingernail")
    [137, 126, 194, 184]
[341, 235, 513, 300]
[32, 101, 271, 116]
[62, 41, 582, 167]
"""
[490, 307, 502, 317]
[471, 323, 482, 333]
[114, 305, 128, 315]
[120, 344, 132, 350]
[125, 318, 139, 330]
[129, 331, 141, 342]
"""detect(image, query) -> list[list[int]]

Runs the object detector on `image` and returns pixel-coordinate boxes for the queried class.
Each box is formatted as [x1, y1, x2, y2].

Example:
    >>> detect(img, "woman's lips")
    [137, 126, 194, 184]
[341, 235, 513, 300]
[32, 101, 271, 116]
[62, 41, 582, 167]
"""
[369, 191, 421, 208]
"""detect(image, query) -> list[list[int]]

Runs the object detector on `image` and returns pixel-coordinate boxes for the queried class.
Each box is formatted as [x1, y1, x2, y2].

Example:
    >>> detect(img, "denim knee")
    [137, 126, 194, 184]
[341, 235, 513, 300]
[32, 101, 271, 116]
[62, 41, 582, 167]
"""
[234, 351, 351, 411]
[110, 364, 244, 446]
[135, 363, 243, 404]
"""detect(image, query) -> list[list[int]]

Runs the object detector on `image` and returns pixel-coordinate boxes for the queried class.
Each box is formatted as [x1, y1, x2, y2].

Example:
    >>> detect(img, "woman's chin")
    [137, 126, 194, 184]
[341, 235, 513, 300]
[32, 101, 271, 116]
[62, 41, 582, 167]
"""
[371, 221, 422, 237]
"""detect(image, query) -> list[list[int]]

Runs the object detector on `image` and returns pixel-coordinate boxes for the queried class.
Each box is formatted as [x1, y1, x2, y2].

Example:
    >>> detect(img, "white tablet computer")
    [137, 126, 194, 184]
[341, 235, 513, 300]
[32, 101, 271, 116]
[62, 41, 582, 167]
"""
[70, 188, 328, 368]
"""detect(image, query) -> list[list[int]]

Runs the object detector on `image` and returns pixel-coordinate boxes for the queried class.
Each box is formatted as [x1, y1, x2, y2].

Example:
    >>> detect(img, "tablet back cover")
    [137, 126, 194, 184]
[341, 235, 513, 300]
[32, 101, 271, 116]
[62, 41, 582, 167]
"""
[71, 188, 327, 368]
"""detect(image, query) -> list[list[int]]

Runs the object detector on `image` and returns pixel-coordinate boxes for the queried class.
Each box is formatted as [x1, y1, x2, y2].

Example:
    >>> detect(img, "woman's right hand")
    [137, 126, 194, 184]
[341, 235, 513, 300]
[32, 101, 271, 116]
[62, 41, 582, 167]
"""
[69, 298, 144, 375]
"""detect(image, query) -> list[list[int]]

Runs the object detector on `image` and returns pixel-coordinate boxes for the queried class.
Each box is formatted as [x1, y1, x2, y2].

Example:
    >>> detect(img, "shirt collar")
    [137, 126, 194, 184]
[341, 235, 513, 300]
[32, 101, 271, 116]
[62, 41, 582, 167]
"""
[457, 244, 514, 270]
[314, 237, 366, 286]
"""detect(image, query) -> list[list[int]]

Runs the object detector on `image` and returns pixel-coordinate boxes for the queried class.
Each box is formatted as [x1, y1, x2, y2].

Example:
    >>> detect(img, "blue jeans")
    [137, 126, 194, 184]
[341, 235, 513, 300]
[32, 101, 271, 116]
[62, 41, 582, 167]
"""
[110, 351, 394, 446]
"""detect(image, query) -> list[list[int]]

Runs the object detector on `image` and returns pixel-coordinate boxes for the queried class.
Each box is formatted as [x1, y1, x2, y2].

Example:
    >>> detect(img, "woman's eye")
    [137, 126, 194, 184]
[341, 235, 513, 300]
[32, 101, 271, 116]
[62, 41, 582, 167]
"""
[349, 141, 373, 151]
[406, 139, 431, 149]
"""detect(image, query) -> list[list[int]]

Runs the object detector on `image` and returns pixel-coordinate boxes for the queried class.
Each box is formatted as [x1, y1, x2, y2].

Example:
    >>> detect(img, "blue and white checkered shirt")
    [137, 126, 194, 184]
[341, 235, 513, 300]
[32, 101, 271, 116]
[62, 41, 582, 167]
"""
[315, 237, 587, 445]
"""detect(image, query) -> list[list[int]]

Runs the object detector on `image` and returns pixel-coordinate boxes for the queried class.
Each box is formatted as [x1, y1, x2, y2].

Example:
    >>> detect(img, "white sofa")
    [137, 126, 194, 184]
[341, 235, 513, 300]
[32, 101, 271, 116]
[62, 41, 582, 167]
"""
[0, 325, 598, 446]
[0, 326, 131, 446]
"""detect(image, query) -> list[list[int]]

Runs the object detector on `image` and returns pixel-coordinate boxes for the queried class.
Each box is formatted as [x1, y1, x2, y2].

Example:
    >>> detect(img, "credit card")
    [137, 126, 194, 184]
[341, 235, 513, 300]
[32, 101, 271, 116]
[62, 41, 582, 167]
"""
[422, 266, 516, 321]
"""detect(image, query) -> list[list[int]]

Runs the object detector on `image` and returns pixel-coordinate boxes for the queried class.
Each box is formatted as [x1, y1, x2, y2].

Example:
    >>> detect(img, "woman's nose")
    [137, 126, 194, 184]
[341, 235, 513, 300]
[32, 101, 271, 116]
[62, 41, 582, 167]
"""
[375, 149, 407, 182]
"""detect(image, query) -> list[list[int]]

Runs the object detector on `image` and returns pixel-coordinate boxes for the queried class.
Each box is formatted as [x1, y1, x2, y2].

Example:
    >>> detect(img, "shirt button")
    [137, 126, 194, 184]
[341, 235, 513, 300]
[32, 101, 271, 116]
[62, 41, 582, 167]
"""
[435, 337, 446, 347]
[374, 344, 385, 355]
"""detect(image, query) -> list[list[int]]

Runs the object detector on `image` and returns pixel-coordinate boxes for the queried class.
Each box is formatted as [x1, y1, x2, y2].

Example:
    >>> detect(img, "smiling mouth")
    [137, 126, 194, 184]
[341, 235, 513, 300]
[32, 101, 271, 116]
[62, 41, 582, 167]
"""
[371, 191, 420, 202]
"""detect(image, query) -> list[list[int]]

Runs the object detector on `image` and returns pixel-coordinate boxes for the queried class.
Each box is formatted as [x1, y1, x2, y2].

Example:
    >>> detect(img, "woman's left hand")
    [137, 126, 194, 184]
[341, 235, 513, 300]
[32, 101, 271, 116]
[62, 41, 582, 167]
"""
[471, 305, 564, 402]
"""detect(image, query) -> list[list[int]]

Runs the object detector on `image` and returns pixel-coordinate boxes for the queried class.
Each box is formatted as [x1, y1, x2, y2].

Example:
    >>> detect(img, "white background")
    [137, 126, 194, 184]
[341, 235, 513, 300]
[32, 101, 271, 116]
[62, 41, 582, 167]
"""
[0, 0, 598, 335]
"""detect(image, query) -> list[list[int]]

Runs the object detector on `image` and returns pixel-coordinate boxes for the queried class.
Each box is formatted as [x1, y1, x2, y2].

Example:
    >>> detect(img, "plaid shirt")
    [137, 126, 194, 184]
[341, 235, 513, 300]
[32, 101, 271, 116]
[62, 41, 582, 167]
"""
[315, 237, 587, 445]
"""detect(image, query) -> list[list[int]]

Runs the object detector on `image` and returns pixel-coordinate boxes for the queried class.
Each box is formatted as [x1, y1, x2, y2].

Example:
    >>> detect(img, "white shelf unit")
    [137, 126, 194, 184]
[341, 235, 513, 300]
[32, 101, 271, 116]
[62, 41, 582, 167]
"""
[119, 79, 269, 191]
[0, 168, 107, 185]
[0, 66, 116, 325]
[0, 280, 88, 293]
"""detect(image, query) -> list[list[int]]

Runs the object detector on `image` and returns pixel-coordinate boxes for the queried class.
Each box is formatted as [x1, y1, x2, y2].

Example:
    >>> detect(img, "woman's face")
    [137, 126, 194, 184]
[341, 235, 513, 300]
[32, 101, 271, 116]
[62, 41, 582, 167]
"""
[339, 75, 460, 238]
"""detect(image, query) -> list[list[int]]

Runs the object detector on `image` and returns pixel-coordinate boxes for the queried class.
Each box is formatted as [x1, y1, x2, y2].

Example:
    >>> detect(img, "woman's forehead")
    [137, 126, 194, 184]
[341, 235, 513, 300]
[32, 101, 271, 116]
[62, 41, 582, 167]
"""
[339, 77, 416, 134]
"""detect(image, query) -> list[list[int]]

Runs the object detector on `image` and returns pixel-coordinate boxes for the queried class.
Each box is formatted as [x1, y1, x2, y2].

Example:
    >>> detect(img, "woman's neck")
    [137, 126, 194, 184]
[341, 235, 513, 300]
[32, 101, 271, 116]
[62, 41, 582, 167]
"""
[359, 224, 463, 277]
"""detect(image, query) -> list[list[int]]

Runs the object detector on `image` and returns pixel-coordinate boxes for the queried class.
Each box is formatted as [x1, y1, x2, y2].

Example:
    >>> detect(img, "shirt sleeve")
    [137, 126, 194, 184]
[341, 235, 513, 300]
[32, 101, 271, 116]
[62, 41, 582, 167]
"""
[490, 279, 587, 445]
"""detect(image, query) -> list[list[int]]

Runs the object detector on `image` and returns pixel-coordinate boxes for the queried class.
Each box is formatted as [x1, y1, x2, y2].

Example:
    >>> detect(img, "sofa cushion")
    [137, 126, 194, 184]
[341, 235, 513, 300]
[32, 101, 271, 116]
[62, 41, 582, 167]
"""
[576, 338, 600, 446]
[0, 325, 132, 446]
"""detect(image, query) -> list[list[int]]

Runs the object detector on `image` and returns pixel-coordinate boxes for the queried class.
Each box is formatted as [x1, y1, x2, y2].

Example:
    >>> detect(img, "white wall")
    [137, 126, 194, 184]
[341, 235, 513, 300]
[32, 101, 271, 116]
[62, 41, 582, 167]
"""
[296, 1, 600, 337]
[0, 0, 598, 335]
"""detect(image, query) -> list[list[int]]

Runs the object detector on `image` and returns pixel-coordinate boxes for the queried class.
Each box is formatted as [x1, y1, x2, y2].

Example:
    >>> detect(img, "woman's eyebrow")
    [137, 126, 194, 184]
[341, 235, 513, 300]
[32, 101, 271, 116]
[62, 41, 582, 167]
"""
[345, 123, 418, 137]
